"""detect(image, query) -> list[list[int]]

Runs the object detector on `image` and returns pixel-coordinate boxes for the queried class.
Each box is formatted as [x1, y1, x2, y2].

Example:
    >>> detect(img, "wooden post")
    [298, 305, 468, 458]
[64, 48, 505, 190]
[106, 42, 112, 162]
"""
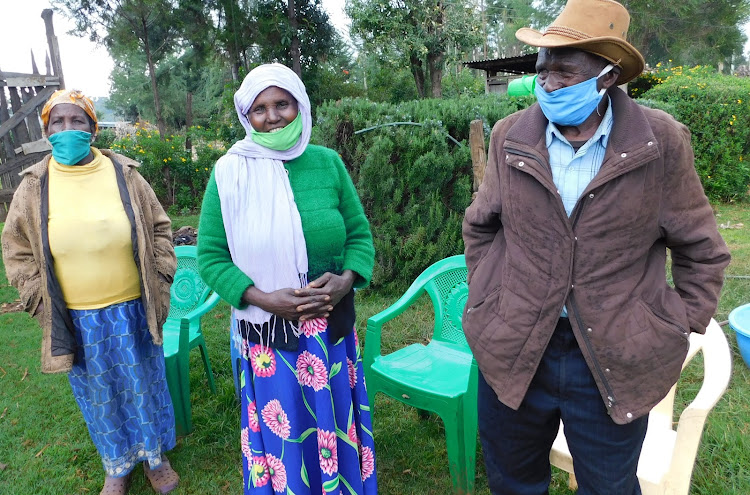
[0, 82, 13, 162]
[8, 88, 31, 146]
[42, 9, 65, 89]
[469, 119, 487, 199]
[21, 87, 43, 141]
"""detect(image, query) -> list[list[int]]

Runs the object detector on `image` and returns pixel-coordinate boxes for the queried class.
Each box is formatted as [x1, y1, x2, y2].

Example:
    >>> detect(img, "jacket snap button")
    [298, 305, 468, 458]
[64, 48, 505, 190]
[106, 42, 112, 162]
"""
[621, 153, 627, 158]
[518, 161, 524, 167]
[588, 193, 594, 199]
[571, 284, 575, 289]
[605, 368, 610, 373]
[506, 154, 510, 160]
[647, 141, 653, 146]
[574, 236, 578, 241]
[587, 327, 592, 333]
[626, 412, 633, 419]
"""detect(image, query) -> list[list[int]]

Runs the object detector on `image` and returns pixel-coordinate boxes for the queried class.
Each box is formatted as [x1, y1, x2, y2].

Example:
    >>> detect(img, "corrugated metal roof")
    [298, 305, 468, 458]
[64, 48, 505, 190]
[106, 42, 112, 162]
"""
[463, 53, 538, 75]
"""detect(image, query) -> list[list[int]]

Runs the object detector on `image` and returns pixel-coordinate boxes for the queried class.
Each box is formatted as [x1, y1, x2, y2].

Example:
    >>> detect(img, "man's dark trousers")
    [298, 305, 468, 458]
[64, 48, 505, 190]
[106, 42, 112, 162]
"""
[477, 317, 649, 495]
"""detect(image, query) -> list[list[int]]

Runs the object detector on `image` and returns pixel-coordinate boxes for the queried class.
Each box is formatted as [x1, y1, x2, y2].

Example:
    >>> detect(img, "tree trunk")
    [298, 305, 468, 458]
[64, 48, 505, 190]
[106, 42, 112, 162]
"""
[288, 0, 302, 76]
[427, 50, 444, 98]
[141, 17, 167, 141]
[185, 92, 193, 153]
[409, 53, 426, 98]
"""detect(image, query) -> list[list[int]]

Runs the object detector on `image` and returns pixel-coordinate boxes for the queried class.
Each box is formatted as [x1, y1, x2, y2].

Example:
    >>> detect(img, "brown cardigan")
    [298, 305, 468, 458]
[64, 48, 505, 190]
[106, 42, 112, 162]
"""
[462, 87, 730, 424]
[1, 150, 176, 374]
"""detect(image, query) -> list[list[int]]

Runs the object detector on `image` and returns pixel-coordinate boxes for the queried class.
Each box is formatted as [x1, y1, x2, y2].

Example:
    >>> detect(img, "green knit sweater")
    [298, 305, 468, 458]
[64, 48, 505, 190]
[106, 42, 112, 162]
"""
[197, 144, 374, 309]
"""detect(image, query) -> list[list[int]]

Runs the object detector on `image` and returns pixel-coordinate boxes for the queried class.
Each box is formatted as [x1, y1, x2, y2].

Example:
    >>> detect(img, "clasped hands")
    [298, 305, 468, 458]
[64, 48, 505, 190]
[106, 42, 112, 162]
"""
[242, 270, 355, 322]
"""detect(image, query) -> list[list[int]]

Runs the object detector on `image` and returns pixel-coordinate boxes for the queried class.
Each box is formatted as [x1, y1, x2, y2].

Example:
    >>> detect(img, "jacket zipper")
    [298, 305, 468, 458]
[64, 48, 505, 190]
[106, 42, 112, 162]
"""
[507, 145, 618, 411]
[569, 197, 617, 412]
[567, 292, 617, 411]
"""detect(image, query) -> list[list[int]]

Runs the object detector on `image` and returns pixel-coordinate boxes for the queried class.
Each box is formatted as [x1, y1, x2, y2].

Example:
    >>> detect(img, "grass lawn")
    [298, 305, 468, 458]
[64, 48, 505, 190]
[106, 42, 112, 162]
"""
[1, 206, 750, 494]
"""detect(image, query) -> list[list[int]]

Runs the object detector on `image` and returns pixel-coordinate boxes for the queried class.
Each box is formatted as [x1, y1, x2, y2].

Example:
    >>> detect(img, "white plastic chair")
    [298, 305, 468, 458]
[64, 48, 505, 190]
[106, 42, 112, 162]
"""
[549, 318, 732, 495]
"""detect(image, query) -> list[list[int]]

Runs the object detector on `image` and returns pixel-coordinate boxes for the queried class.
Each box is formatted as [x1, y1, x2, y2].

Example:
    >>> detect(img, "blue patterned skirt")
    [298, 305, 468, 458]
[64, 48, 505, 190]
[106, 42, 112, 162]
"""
[234, 317, 378, 494]
[68, 298, 176, 477]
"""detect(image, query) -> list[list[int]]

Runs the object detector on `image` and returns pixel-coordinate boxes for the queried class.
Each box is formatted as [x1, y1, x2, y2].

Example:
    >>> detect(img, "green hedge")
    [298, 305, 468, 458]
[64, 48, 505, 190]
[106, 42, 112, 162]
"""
[640, 70, 750, 201]
[313, 95, 534, 292]
[105, 72, 749, 292]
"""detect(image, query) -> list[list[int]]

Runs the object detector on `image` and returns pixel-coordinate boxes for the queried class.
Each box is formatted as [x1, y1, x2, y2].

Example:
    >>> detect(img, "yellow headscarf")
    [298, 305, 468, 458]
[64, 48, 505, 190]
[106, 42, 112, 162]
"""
[40, 89, 98, 134]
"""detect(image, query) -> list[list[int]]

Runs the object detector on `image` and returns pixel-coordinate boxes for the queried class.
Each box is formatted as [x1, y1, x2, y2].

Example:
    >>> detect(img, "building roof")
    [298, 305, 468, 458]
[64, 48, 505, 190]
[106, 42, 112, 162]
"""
[463, 53, 538, 75]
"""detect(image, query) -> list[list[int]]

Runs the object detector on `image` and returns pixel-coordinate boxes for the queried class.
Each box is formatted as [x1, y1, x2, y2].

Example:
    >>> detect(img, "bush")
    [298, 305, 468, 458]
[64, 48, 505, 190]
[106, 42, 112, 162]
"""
[108, 123, 224, 212]
[640, 71, 750, 201]
[628, 63, 717, 98]
[313, 94, 533, 292]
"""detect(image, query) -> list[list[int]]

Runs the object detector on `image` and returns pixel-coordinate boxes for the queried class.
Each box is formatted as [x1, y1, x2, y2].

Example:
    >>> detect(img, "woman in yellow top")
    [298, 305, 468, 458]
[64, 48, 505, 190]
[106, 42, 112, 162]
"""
[1, 90, 179, 495]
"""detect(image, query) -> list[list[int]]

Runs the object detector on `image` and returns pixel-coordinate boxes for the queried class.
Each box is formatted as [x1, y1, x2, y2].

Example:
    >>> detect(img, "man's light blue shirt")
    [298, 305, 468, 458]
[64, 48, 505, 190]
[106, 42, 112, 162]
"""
[546, 98, 613, 316]
[547, 98, 613, 217]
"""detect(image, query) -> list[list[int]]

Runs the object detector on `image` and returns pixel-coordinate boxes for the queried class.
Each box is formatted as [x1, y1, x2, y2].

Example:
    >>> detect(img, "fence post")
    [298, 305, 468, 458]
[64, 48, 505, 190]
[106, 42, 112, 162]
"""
[42, 9, 65, 89]
[469, 119, 487, 199]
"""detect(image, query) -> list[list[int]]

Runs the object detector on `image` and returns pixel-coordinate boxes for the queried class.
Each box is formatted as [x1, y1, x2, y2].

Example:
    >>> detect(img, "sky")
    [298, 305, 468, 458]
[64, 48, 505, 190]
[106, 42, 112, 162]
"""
[0, 0, 350, 98]
[1, 0, 748, 99]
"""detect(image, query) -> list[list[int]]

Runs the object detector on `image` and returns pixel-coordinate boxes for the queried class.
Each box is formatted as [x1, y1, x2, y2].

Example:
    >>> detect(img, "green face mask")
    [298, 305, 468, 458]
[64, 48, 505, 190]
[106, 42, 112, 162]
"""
[250, 112, 303, 150]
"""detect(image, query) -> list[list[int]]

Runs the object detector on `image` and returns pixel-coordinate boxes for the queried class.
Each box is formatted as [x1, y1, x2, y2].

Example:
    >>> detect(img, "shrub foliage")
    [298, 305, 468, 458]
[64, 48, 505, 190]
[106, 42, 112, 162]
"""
[103, 70, 749, 291]
[640, 68, 750, 201]
[313, 95, 533, 292]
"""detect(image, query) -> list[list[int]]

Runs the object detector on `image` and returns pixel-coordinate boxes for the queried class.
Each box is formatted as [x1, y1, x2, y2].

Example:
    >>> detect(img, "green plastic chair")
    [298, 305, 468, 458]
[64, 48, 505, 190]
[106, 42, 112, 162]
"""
[163, 245, 220, 435]
[364, 255, 478, 494]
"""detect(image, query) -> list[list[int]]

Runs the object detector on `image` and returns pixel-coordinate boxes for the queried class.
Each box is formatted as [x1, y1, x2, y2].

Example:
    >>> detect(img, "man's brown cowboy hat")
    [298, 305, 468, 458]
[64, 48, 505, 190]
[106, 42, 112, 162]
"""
[515, 0, 645, 85]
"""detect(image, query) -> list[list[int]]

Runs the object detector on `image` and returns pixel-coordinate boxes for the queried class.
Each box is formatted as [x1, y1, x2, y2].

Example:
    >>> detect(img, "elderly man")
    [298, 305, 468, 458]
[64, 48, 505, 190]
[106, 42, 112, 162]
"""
[462, 0, 730, 494]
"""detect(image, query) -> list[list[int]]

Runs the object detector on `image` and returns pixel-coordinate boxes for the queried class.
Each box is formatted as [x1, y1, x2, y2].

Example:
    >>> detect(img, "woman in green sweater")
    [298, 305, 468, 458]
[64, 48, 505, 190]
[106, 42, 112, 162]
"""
[198, 63, 377, 494]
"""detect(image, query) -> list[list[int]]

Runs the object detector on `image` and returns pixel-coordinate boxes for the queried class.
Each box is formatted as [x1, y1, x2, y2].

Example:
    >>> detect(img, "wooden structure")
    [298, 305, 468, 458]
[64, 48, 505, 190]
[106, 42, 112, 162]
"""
[463, 53, 538, 94]
[0, 9, 64, 221]
[469, 119, 487, 199]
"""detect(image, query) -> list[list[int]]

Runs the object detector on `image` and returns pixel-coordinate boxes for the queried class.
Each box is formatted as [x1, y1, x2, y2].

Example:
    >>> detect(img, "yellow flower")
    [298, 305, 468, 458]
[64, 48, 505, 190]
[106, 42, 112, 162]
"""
[197, 125, 202, 129]
[181, 157, 187, 162]
[163, 158, 168, 162]
[204, 167, 208, 171]
[739, 99, 743, 104]
[171, 146, 175, 149]
[139, 149, 145, 153]
[168, 157, 172, 161]
[195, 168, 199, 172]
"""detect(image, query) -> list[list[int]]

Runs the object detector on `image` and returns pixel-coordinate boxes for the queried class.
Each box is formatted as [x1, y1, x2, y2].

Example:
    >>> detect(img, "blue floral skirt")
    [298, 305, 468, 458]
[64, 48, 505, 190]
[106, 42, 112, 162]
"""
[235, 317, 378, 494]
[68, 298, 176, 477]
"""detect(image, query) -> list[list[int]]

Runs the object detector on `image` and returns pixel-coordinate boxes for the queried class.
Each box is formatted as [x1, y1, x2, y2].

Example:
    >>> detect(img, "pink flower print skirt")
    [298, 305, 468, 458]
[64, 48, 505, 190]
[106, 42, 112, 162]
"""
[236, 316, 377, 494]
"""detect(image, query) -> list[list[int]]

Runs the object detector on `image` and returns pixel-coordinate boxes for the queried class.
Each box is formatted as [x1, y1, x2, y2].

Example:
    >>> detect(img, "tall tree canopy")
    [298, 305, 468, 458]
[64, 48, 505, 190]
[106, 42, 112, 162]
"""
[348, 0, 482, 98]
[623, 0, 750, 69]
[55, 0, 179, 137]
[476, 0, 749, 69]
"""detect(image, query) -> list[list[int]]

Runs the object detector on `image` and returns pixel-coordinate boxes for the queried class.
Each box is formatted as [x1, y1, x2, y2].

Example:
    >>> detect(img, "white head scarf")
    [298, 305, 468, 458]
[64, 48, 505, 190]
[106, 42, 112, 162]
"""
[227, 63, 312, 159]
[214, 64, 311, 334]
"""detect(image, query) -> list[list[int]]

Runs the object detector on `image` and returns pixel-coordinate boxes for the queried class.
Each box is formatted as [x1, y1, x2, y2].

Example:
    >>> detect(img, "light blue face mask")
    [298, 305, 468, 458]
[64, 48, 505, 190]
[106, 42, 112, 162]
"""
[534, 64, 614, 126]
[48, 130, 93, 165]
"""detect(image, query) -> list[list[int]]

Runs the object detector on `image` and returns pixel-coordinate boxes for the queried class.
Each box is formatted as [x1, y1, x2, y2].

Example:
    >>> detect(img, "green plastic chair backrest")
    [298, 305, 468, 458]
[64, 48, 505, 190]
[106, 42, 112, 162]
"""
[169, 245, 212, 319]
[423, 255, 469, 348]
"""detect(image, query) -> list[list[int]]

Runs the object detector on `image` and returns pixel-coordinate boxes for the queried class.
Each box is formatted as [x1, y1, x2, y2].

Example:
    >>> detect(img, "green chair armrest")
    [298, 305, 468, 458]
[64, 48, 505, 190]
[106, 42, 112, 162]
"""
[182, 292, 221, 324]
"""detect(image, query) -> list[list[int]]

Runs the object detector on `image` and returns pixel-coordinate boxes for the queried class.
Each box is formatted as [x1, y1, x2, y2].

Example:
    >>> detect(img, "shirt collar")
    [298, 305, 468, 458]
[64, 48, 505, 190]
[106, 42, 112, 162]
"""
[545, 96, 613, 151]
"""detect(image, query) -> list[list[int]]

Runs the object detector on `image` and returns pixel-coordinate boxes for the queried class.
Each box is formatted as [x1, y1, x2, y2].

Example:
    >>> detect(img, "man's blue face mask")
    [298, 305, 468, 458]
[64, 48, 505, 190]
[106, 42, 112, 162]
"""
[534, 64, 614, 126]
